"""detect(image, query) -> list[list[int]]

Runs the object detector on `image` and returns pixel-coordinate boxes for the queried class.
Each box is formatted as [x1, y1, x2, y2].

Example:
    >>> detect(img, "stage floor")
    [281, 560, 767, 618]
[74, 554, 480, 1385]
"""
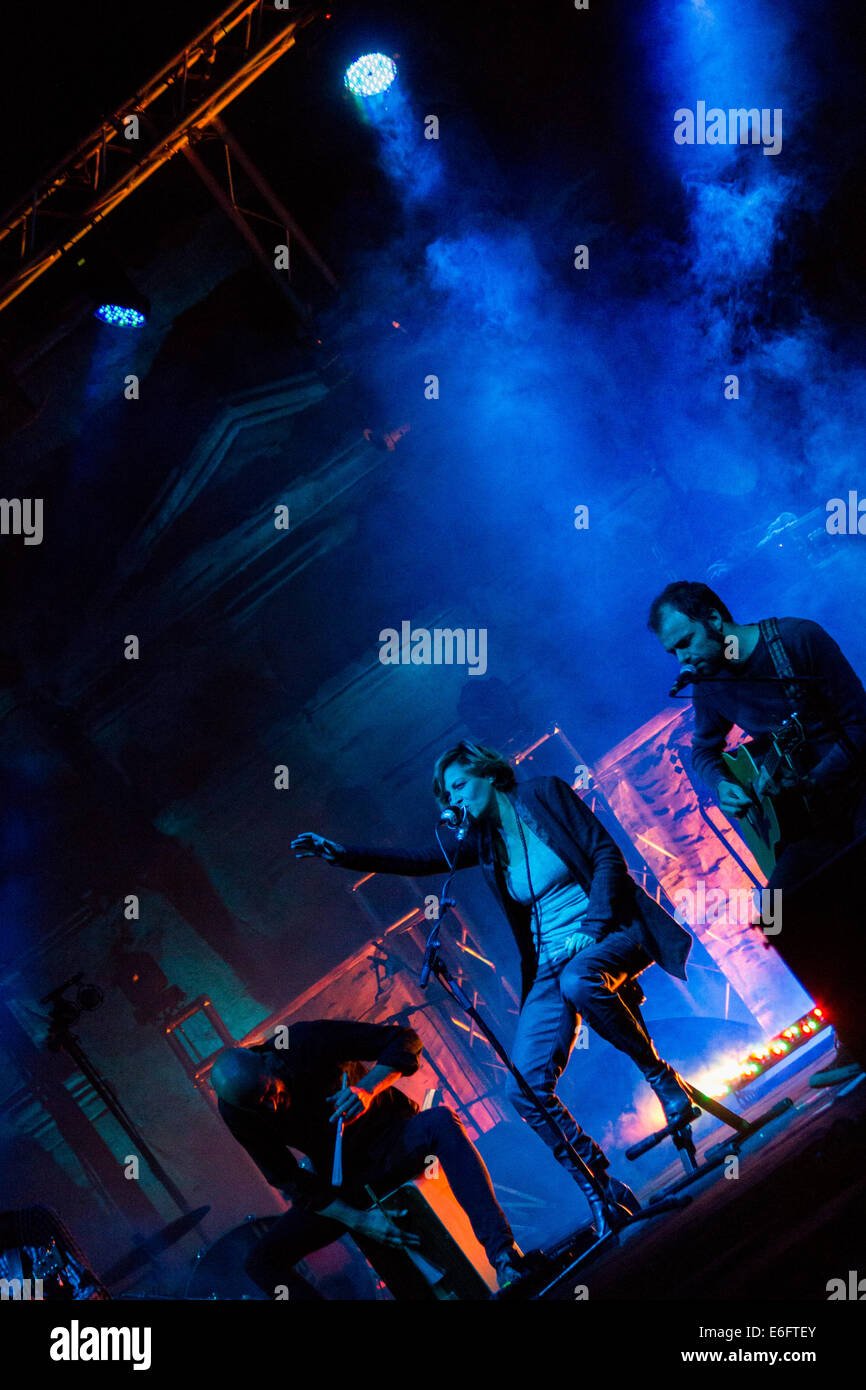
[539, 1047, 866, 1300]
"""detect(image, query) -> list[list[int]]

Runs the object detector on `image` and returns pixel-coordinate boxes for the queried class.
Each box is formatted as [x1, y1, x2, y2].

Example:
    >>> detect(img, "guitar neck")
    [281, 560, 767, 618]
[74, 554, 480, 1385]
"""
[762, 745, 785, 783]
[761, 716, 803, 784]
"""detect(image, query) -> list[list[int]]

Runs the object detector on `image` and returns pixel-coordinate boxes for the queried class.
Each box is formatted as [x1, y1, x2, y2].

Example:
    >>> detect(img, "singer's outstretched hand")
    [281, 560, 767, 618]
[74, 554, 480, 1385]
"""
[292, 832, 345, 861]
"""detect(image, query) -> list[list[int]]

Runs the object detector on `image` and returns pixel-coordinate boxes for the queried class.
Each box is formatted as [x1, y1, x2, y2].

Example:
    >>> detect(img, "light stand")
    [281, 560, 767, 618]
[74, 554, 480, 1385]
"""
[41, 973, 193, 1217]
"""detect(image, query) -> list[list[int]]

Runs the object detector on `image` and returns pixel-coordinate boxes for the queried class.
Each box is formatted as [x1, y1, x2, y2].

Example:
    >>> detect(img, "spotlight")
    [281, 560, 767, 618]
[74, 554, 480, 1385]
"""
[344, 53, 397, 98]
[72, 245, 150, 327]
[94, 302, 148, 328]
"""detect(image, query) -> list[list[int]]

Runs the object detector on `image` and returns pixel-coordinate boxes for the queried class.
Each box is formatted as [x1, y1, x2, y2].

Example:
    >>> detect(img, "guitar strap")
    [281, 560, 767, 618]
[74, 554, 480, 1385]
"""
[757, 619, 866, 835]
[757, 616, 817, 801]
[758, 617, 809, 715]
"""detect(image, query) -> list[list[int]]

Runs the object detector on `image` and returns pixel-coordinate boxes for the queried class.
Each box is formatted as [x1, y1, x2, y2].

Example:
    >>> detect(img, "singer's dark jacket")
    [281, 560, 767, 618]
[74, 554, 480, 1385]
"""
[218, 1020, 422, 1213]
[332, 775, 691, 1003]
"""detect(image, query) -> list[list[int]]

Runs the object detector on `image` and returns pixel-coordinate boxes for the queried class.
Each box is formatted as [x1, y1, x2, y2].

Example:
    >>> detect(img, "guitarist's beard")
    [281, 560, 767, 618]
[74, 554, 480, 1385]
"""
[693, 625, 729, 676]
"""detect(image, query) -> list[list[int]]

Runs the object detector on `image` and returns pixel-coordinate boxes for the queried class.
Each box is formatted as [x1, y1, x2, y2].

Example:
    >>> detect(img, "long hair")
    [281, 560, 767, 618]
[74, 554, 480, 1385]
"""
[431, 739, 517, 808]
[647, 580, 733, 634]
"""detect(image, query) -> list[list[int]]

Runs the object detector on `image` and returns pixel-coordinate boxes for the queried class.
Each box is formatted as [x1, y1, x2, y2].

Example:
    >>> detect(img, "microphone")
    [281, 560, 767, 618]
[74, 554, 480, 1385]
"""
[424, 809, 469, 990]
[439, 806, 469, 838]
[669, 666, 698, 698]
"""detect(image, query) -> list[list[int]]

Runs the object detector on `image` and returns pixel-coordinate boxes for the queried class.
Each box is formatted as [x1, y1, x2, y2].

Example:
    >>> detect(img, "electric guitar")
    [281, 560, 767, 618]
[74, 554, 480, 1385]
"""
[720, 714, 811, 877]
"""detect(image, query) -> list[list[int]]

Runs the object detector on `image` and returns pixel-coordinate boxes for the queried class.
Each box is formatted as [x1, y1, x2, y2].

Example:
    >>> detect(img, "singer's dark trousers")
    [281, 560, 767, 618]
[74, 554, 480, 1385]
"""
[245, 1105, 514, 1300]
[505, 927, 657, 1181]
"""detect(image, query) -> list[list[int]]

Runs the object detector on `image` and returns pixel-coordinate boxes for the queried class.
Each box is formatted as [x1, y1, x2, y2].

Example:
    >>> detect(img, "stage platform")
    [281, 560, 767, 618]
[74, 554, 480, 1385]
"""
[536, 1048, 866, 1301]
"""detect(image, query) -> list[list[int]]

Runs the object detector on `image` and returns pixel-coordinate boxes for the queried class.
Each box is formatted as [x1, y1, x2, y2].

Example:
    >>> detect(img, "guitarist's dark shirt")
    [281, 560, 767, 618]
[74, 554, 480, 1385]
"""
[691, 618, 866, 819]
[218, 1020, 422, 1212]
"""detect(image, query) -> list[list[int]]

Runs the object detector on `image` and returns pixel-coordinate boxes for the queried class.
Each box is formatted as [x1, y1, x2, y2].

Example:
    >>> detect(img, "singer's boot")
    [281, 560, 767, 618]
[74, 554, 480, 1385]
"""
[572, 1161, 637, 1239]
[568, 971, 694, 1128]
[602, 1172, 641, 1218]
[642, 1060, 695, 1127]
[587, 1156, 641, 1234]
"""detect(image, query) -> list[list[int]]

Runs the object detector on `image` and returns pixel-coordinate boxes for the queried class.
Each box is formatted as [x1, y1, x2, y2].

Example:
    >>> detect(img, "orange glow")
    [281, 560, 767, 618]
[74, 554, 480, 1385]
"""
[385, 909, 423, 933]
[636, 833, 679, 861]
[448, 1017, 493, 1048]
[514, 732, 553, 764]
[692, 1008, 830, 1097]
[602, 1087, 666, 1149]
[453, 942, 496, 969]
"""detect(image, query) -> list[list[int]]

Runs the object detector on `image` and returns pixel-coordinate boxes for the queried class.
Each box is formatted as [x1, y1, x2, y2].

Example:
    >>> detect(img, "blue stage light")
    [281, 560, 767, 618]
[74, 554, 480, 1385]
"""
[344, 53, 397, 98]
[94, 303, 147, 328]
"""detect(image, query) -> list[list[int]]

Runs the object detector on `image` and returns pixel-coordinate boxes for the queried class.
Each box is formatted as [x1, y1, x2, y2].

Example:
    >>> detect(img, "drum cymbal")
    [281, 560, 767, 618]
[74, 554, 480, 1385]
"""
[103, 1206, 210, 1283]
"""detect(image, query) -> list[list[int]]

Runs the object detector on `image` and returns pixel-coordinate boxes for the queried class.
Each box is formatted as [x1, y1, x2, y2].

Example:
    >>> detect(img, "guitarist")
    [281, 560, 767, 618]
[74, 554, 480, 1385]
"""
[648, 581, 866, 1087]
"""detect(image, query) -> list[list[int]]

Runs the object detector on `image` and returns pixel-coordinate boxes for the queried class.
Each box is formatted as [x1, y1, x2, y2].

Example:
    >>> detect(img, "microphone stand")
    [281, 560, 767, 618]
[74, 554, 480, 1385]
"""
[418, 815, 657, 1235]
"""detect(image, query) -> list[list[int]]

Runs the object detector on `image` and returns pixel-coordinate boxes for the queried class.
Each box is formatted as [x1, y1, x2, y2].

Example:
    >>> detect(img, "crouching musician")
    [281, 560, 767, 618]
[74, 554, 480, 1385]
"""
[211, 1018, 523, 1298]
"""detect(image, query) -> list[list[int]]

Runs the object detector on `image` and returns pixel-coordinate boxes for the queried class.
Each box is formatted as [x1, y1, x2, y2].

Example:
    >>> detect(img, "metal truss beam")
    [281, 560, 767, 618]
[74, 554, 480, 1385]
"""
[0, 0, 335, 318]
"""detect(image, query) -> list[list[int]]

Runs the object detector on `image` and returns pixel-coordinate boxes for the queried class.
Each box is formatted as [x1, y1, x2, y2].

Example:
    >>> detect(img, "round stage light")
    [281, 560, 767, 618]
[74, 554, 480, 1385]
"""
[344, 53, 397, 98]
[95, 302, 147, 328]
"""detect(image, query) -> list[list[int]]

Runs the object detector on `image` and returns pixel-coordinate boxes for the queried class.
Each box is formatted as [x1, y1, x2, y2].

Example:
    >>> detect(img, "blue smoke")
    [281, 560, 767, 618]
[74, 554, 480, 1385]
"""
[327, 0, 866, 755]
[362, 79, 442, 204]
